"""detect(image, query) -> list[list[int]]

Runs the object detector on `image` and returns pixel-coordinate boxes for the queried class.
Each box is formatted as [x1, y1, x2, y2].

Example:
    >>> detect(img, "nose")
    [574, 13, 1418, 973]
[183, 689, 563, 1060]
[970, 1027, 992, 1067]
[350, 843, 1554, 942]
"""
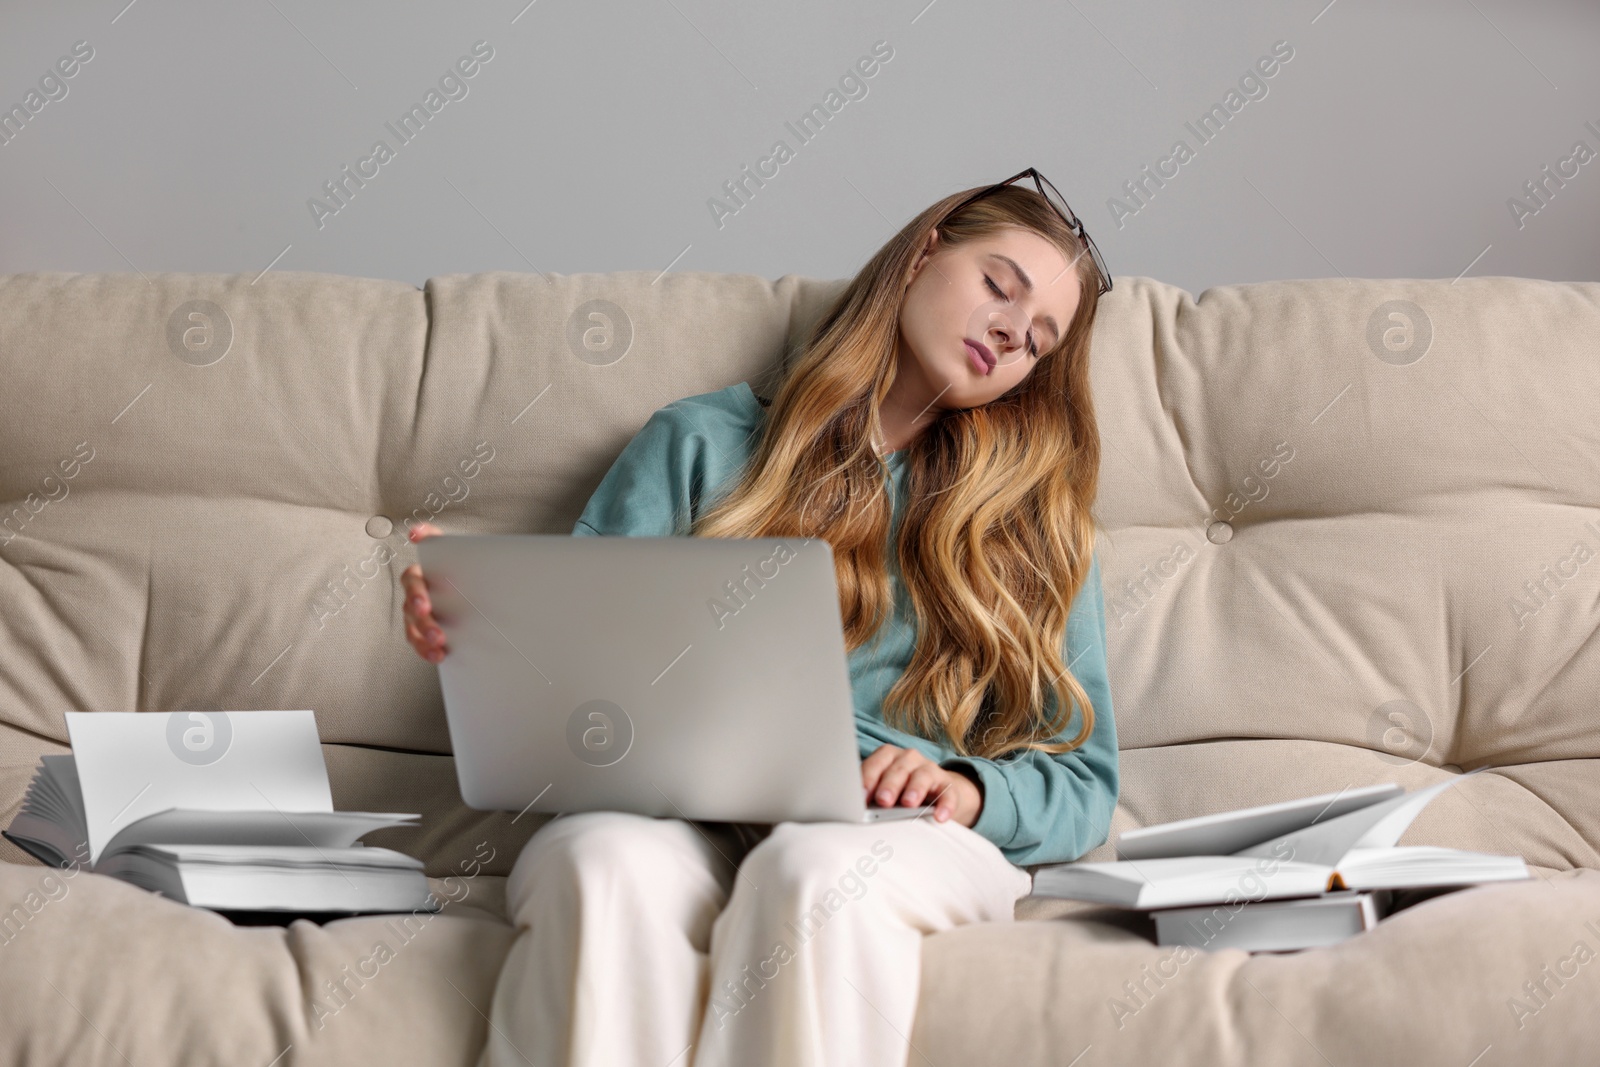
[984, 311, 1030, 363]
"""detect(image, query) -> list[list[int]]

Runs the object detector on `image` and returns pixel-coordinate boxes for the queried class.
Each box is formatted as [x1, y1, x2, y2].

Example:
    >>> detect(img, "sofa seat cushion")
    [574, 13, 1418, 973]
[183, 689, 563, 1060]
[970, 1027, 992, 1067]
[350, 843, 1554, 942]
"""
[11, 856, 1595, 1067]
[0, 861, 514, 1067]
[919, 867, 1600, 1066]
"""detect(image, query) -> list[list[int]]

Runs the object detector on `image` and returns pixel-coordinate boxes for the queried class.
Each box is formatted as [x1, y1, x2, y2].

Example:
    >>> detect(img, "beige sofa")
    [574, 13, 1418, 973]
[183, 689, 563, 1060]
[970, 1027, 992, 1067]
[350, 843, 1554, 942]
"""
[0, 267, 1595, 1065]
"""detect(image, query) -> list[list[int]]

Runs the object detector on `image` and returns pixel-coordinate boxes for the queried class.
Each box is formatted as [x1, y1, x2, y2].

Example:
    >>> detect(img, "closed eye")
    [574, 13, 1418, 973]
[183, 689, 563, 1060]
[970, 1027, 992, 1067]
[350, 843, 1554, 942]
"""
[984, 275, 1038, 357]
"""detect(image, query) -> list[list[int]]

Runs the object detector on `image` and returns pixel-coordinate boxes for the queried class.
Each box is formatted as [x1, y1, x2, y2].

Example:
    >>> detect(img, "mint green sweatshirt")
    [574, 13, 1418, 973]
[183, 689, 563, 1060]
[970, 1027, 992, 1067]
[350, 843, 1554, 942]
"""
[571, 381, 1118, 866]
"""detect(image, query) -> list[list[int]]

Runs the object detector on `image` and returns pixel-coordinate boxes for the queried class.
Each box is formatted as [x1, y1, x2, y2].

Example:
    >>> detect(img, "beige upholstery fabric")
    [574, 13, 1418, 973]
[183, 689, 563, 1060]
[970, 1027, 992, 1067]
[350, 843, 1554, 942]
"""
[0, 269, 1595, 1064]
[0, 859, 513, 1066]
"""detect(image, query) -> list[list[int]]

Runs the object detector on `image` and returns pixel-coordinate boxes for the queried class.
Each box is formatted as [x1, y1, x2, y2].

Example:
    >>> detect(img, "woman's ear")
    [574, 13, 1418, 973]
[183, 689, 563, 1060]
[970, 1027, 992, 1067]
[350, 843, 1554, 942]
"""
[906, 227, 941, 284]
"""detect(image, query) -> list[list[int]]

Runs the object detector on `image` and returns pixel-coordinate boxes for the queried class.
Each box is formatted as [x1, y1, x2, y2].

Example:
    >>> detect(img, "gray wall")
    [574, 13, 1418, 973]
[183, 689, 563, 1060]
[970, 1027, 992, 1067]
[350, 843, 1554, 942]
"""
[2, 0, 1597, 291]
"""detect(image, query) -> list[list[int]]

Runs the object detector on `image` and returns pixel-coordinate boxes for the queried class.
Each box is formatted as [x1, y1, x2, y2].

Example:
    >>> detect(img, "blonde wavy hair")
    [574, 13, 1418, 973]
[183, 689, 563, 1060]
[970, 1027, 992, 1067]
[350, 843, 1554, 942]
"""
[689, 182, 1105, 761]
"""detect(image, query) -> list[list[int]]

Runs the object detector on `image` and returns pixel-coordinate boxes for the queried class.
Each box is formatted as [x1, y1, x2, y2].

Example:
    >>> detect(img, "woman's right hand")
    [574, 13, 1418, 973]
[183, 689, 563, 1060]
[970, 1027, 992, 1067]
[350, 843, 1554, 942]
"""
[402, 522, 449, 663]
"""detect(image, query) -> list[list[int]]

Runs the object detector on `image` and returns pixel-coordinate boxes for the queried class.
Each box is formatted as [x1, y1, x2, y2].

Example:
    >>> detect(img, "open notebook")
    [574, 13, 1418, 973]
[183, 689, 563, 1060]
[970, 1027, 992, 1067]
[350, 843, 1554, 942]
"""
[1031, 770, 1530, 910]
[3, 711, 436, 915]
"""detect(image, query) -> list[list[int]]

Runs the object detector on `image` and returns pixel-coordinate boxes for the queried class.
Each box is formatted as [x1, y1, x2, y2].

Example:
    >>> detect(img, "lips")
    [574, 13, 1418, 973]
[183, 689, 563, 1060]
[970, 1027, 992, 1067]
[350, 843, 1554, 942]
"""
[965, 339, 996, 374]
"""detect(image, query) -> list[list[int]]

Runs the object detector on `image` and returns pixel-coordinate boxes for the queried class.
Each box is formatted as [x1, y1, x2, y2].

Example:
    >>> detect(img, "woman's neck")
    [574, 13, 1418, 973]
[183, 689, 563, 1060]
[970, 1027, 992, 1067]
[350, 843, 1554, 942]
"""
[878, 358, 944, 454]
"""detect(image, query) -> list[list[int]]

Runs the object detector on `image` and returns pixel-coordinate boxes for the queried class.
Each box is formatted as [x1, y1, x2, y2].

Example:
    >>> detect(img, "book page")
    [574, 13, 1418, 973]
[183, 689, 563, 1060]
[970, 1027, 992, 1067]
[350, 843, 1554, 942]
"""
[1034, 855, 1336, 909]
[126, 843, 425, 869]
[67, 711, 334, 866]
[1348, 768, 1490, 849]
[40, 756, 86, 829]
[1337, 845, 1530, 889]
[1116, 783, 1404, 860]
[1235, 768, 1488, 868]
[102, 809, 422, 858]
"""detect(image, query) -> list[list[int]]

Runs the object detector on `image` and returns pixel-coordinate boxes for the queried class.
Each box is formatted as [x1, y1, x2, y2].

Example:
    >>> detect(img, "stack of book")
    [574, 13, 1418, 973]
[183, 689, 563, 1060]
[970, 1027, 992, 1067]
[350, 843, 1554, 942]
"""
[3, 710, 438, 917]
[1029, 770, 1530, 952]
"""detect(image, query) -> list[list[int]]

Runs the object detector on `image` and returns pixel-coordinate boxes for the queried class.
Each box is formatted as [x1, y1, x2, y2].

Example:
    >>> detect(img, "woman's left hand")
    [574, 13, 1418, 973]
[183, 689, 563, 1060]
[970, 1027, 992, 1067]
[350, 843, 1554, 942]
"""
[861, 744, 984, 827]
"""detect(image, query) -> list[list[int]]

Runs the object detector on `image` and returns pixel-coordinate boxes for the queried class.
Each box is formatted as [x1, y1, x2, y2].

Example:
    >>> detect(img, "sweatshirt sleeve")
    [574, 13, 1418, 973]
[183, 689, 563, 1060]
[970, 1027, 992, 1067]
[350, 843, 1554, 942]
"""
[570, 403, 715, 538]
[939, 548, 1120, 867]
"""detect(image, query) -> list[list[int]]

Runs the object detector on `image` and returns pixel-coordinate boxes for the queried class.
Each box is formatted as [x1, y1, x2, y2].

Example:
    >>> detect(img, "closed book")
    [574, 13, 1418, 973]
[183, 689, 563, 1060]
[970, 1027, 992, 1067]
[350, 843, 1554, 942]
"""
[1153, 889, 1395, 952]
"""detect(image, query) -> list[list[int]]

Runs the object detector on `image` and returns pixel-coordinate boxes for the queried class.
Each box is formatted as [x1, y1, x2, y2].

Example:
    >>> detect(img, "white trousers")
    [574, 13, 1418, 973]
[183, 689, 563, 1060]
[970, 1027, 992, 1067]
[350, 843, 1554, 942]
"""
[478, 810, 1034, 1067]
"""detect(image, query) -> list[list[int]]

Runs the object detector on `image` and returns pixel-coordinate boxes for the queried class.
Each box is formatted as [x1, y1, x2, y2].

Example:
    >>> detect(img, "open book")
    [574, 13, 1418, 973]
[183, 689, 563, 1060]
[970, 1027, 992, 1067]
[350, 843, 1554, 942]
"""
[1031, 770, 1530, 911]
[2, 711, 438, 915]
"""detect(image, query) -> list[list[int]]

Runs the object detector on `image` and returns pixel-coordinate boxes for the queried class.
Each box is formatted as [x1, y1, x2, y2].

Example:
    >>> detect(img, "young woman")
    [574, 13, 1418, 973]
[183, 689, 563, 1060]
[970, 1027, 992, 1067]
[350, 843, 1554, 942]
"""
[400, 169, 1118, 1067]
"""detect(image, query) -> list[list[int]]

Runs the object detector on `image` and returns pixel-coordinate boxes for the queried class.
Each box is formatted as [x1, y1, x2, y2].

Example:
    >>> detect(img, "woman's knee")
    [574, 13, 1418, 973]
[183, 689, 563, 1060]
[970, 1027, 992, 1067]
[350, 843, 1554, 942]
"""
[506, 811, 689, 916]
[738, 821, 898, 899]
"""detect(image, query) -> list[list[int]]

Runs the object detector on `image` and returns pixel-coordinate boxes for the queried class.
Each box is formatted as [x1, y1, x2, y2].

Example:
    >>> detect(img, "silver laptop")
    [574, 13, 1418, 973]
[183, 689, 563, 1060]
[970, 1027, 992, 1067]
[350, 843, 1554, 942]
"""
[417, 534, 934, 825]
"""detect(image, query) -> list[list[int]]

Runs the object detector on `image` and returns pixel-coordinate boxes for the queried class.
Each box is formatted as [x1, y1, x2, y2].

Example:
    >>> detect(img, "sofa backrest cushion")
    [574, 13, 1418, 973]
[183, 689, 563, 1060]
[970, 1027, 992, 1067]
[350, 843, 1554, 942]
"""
[1, 269, 1595, 875]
